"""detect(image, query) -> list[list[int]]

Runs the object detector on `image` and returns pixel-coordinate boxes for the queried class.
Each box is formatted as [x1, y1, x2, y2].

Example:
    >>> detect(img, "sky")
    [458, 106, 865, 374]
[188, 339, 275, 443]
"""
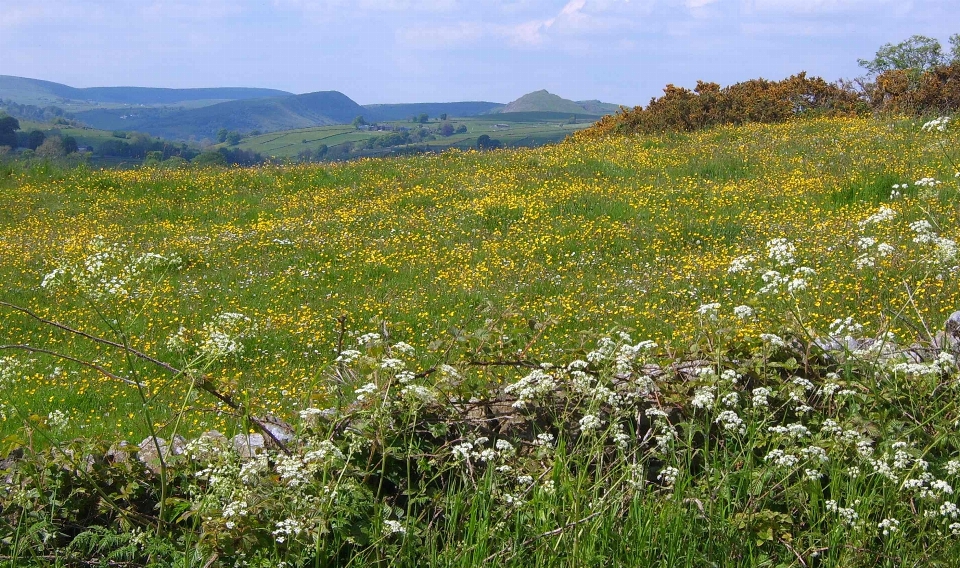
[1, 0, 957, 106]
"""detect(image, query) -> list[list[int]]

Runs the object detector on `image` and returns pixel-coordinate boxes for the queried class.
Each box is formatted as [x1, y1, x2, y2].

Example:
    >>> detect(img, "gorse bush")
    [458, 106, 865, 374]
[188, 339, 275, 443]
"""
[1, 115, 960, 566]
[581, 63, 960, 138]
[580, 73, 866, 137]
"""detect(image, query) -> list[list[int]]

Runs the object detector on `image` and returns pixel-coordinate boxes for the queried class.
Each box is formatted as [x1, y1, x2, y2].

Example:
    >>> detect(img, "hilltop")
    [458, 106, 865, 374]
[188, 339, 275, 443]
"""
[492, 89, 620, 116]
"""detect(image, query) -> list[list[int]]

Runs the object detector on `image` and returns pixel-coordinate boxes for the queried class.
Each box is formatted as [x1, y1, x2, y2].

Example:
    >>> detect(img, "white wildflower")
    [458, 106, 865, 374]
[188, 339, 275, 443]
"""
[579, 414, 603, 432]
[878, 518, 900, 536]
[658, 466, 680, 486]
[733, 305, 754, 319]
[728, 254, 756, 274]
[384, 519, 406, 534]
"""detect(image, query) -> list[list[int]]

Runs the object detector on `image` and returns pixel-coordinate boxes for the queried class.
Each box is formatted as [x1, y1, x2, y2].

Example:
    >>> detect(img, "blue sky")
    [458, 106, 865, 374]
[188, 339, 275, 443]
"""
[2, 0, 957, 106]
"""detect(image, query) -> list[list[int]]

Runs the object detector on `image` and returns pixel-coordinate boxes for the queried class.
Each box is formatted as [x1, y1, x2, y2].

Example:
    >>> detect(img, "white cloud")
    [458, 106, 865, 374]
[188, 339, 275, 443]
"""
[741, 0, 901, 14]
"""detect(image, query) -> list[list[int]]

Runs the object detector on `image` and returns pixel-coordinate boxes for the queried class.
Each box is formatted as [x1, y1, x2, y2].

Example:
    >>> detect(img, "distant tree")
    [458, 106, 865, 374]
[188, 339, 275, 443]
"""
[112, 131, 127, 139]
[858, 35, 946, 78]
[352, 115, 367, 128]
[193, 150, 227, 167]
[417, 113, 429, 124]
[440, 122, 454, 136]
[0, 115, 19, 148]
[440, 113, 448, 121]
[61, 136, 78, 154]
[144, 150, 164, 166]
[455, 124, 467, 134]
[951, 33, 960, 63]
[226, 132, 242, 146]
[160, 156, 189, 169]
[217, 128, 229, 143]
[27, 130, 46, 150]
[477, 134, 503, 150]
[35, 136, 65, 158]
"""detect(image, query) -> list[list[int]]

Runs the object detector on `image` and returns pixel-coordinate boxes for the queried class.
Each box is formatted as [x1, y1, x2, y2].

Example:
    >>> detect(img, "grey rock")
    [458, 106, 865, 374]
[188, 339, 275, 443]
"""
[257, 415, 295, 447]
[232, 433, 266, 458]
[137, 436, 169, 473]
[170, 435, 187, 456]
[813, 336, 862, 354]
[946, 311, 960, 347]
[106, 441, 131, 464]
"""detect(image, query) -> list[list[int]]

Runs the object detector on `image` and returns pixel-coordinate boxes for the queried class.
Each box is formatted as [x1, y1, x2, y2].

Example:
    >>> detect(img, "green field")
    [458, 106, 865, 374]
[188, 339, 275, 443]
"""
[233, 115, 595, 158]
[3, 116, 960, 566]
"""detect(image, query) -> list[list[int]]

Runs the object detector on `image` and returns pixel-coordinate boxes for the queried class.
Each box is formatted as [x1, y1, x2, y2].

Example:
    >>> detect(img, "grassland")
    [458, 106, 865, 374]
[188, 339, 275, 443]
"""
[2, 116, 960, 566]
[1, 116, 957, 440]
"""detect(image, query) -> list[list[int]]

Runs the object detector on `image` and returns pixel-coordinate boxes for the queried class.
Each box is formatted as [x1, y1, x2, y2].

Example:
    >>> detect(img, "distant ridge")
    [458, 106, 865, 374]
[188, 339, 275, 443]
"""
[75, 91, 368, 140]
[363, 101, 503, 122]
[0, 75, 292, 106]
[492, 90, 620, 116]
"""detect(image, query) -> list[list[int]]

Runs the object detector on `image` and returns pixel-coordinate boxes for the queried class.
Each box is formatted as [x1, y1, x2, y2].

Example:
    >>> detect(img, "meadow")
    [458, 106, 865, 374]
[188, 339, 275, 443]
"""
[2, 115, 960, 566]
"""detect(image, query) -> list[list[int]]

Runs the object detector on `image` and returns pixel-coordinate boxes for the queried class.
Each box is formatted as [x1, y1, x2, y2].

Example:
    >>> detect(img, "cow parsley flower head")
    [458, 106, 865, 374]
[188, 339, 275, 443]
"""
[696, 302, 721, 320]
[728, 254, 756, 274]
[733, 305, 754, 319]
[691, 387, 715, 409]
[921, 116, 950, 132]
[766, 238, 796, 266]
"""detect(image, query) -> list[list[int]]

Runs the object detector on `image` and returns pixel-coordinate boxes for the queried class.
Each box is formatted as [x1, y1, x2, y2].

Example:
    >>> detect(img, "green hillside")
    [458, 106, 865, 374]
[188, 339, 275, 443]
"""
[0, 75, 291, 108]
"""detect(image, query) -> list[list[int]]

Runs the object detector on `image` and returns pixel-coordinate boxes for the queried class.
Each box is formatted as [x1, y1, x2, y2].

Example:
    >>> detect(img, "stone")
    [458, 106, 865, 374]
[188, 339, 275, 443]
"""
[105, 441, 131, 464]
[137, 436, 168, 473]
[232, 433, 266, 458]
[256, 415, 296, 447]
[946, 311, 960, 347]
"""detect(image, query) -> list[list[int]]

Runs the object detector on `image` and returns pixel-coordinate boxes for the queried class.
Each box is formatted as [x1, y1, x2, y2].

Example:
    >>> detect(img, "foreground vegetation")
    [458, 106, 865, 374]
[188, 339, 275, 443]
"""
[1, 115, 960, 566]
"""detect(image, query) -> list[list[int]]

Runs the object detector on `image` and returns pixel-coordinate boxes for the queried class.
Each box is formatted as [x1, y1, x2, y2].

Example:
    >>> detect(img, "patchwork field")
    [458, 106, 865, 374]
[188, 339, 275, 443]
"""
[235, 115, 594, 158]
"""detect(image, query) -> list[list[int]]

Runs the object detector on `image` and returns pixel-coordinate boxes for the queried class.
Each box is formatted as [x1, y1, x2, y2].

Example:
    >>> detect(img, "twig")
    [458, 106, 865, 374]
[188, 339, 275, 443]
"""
[0, 300, 290, 454]
[483, 511, 603, 563]
[0, 344, 144, 386]
[901, 281, 935, 344]
[0, 301, 181, 375]
[779, 537, 808, 568]
[467, 359, 540, 369]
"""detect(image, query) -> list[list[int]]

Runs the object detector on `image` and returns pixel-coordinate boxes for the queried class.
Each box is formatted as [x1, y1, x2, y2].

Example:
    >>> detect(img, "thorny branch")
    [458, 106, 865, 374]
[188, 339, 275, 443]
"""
[0, 300, 290, 454]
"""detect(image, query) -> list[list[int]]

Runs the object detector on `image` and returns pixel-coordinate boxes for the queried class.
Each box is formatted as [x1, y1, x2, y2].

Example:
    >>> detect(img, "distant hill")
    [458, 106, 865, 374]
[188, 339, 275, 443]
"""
[362, 101, 503, 122]
[75, 91, 367, 140]
[492, 90, 620, 116]
[0, 75, 291, 107]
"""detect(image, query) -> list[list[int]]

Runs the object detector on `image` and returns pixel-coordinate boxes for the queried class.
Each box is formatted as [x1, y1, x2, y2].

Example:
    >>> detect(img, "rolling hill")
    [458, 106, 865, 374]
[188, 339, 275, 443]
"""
[75, 91, 368, 140]
[492, 90, 620, 116]
[0, 75, 291, 107]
